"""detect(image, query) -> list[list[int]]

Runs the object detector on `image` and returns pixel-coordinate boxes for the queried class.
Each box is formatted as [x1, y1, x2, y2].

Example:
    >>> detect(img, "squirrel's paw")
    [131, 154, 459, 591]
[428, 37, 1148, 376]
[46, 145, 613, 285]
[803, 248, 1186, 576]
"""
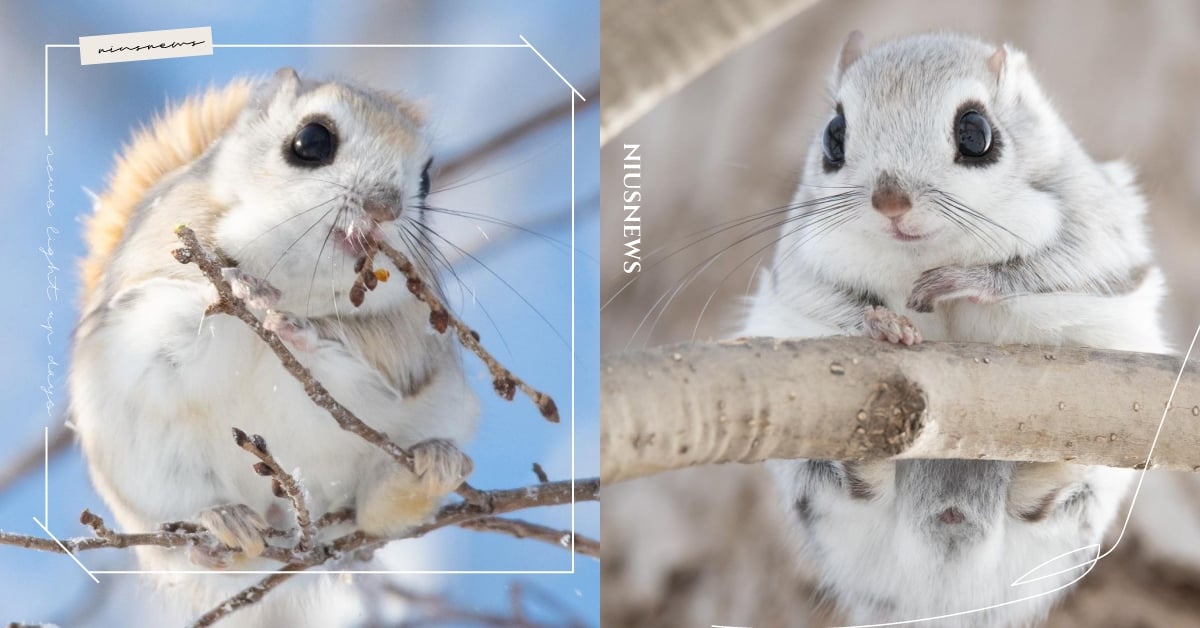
[191, 503, 269, 568]
[907, 265, 998, 313]
[411, 439, 474, 496]
[1006, 462, 1087, 523]
[264, 310, 319, 352]
[355, 441, 473, 536]
[864, 305, 922, 345]
[222, 267, 282, 310]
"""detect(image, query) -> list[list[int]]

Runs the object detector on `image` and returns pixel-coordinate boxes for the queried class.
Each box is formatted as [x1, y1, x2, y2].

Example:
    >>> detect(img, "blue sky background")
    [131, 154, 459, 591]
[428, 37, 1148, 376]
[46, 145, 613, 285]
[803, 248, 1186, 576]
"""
[0, 1, 598, 625]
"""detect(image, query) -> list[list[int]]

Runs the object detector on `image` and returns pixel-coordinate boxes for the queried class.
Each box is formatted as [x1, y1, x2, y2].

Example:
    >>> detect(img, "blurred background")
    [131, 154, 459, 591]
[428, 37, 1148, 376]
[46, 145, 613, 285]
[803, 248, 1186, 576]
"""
[600, 0, 1200, 626]
[1, 1, 598, 626]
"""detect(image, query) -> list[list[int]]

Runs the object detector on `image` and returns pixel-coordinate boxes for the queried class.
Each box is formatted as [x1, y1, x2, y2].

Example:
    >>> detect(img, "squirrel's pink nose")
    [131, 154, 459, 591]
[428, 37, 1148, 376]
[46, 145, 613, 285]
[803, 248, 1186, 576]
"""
[363, 198, 399, 223]
[872, 188, 912, 218]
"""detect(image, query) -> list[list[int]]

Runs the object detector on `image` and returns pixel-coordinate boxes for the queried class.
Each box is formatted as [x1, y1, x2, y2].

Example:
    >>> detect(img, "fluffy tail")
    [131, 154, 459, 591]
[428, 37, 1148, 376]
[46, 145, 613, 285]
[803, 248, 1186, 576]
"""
[80, 79, 254, 303]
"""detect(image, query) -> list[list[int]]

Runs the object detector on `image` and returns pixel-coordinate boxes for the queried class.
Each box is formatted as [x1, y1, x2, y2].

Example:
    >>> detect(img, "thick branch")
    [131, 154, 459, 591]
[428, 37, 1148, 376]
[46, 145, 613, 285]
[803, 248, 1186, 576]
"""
[601, 336, 1200, 483]
[601, 0, 819, 144]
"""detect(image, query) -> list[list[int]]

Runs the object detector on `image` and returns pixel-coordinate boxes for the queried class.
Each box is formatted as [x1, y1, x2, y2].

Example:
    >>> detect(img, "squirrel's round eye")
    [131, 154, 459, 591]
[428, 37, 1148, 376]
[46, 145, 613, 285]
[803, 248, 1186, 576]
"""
[822, 114, 846, 169]
[419, 158, 432, 198]
[290, 122, 336, 166]
[956, 110, 992, 158]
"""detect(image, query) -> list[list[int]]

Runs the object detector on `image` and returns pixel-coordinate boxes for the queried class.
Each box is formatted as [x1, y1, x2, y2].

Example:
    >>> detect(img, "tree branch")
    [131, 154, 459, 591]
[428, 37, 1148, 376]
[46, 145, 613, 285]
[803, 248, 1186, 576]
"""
[171, 225, 491, 505]
[371, 238, 560, 423]
[601, 0, 819, 144]
[601, 336, 1200, 483]
[188, 477, 598, 627]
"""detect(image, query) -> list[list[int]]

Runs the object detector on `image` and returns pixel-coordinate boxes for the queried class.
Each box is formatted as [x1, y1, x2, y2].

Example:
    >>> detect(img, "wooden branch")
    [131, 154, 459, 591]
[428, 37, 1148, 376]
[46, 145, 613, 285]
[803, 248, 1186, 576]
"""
[0, 479, 595, 563]
[190, 477, 598, 627]
[372, 238, 560, 422]
[0, 423, 72, 495]
[601, 0, 820, 144]
[601, 336, 1200, 483]
[231, 428, 316, 554]
[171, 225, 492, 505]
[460, 516, 600, 559]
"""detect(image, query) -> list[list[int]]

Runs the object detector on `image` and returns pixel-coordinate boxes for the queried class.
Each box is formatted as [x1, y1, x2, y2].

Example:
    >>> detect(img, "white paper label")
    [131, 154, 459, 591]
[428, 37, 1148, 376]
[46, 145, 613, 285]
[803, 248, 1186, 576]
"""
[79, 27, 213, 65]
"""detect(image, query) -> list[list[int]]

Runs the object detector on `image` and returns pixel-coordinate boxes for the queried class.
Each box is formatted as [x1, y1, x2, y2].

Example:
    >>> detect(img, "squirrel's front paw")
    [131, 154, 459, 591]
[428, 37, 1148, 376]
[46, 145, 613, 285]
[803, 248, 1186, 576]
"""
[190, 503, 270, 568]
[264, 310, 320, 352]
[355, 441, 474, 536]
[411, 439, 474, 495]
[864, 305, 922, 345]
[222, 267, 282, 310]
[907, 265, 997, 313]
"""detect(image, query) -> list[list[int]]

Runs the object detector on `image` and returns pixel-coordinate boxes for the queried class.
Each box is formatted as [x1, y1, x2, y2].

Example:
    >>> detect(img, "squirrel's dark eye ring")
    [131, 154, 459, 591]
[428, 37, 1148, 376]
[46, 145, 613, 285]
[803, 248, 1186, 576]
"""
[956, 110, 992, 159]
[287, 120, 337, 167]
[822, 113, 846, 171]
[419, 158, 432, 198]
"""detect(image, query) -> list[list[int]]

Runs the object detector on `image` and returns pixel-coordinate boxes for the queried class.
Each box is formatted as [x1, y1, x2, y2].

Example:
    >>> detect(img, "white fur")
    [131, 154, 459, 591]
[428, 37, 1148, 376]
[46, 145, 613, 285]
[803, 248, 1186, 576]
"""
[743, 33, 1168, 626]
[70, 72, 476, 625]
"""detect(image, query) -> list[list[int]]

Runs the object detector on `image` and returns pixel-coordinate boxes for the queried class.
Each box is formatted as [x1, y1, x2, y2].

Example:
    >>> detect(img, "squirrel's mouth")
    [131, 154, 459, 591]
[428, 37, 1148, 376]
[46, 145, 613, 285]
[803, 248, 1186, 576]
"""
[332, 224, 383, 256]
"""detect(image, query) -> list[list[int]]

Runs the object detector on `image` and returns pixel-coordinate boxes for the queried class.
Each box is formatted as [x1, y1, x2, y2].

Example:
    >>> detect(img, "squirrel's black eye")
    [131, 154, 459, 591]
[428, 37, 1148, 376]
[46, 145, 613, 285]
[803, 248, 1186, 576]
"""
[822, 113, 846, 171]
[288, 121, 336, 167]
[419, 158, 432, 198]
[956, 110, 992, 159]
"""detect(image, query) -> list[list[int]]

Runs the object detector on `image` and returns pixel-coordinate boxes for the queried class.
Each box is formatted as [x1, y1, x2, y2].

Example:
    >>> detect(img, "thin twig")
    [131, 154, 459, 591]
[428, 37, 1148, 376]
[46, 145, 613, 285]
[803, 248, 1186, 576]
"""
[171, 225, 490, 506]
[189, 477, 598, 627]
[460, 516, 599, 558]
[231, 428, 316, 553]
[0, 423, 72, 496]
[371, 238, 560, 422]
[381, 579, 587, 628]
[188, 572, 298, 628]
[0, 479, 597, 568]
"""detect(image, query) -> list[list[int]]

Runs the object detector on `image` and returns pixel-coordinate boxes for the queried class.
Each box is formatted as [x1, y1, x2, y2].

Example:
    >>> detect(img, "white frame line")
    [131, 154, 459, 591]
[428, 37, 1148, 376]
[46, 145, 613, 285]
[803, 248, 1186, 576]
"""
[40, 36, 585, 581]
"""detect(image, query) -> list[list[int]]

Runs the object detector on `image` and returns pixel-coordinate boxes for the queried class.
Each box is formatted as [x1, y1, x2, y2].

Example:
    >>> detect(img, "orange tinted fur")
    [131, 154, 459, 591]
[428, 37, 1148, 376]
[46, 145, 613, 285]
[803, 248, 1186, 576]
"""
[80, 79, 255, 302]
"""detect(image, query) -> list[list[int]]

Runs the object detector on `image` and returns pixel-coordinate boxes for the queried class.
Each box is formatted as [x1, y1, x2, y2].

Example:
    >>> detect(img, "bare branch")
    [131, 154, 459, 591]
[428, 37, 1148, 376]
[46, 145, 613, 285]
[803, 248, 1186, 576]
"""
[531, 462, 550, 483]
[231, 428, 316, 553]
[378, 580, 586, 628]
[0, 423, 72, 496]
[188, 571, 296, 628]
[460, 516, 599, 559]
[171, 225, 494, 505]
[601, 0, 820, 144]
[601, 336, 1200, 483]
[190, 477, 598, 626]
[0, 478, 596, 561]
[370, 238, 560, 423]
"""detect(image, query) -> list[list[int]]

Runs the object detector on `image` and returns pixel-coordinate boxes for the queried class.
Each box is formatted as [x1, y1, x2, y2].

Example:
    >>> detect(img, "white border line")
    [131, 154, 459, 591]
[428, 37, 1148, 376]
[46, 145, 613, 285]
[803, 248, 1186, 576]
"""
[41, 37, 586, 579]
[34, 516, 98, 583]
[519, 35, 585, 101]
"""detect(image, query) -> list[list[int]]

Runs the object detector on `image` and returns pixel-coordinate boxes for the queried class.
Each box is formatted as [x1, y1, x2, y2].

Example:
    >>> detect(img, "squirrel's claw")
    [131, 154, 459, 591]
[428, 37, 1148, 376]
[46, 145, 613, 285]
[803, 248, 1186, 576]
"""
[411, 439, 474, 496]
[223, 267, 282, 310]
[864, 305, 923, 346]
[193, 503, 269, 566]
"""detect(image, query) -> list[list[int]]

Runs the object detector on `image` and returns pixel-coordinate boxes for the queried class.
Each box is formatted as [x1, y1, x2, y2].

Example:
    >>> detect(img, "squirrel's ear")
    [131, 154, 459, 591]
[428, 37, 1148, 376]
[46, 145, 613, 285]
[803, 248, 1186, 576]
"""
[987, 45, 1007, 85]
[251, 67, 301, 109]
[835, 31, 866, 82]
[987, 43, 1028, 89]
